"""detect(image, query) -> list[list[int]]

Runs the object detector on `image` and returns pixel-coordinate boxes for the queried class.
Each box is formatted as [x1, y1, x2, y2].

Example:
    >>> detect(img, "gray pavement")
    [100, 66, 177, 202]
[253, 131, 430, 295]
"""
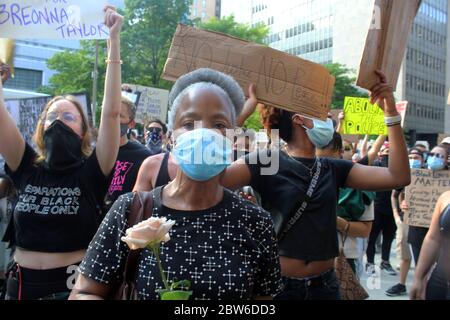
[360, 249, 415, 300]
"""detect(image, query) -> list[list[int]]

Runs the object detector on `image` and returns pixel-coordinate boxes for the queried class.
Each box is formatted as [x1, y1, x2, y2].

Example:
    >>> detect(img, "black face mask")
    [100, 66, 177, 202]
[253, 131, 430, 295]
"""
[43, 120, 83, 171]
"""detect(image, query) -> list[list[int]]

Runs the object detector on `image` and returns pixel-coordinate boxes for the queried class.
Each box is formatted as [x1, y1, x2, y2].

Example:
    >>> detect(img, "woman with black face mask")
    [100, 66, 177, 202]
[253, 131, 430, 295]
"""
[0, 6, 123, 300]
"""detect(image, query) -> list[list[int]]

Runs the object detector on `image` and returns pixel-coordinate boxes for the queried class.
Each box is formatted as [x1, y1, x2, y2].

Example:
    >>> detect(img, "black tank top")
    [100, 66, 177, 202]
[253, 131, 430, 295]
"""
[440, 204, 450, 237]
[154, 152, 171, 188]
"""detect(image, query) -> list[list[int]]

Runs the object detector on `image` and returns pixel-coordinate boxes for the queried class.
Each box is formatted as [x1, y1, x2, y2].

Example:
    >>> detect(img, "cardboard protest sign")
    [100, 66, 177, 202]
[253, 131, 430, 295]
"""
[123, 84, 169, 124]
[357, 0, 421, 90]
[162, 25, 335, 121]
[0, 0, 109, 40]
[343, 97, 388, 135]
[0, 38, 15, 74]
[405, 169, 450, 228]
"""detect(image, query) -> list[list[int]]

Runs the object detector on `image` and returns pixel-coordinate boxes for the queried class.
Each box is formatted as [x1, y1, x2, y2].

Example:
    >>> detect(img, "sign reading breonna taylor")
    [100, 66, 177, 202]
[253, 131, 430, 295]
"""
[0, 0, 109, 39]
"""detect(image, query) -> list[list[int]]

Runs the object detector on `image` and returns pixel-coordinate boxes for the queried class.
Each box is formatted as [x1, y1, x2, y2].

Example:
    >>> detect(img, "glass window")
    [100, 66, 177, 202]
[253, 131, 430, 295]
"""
[3, 68, 43, 91]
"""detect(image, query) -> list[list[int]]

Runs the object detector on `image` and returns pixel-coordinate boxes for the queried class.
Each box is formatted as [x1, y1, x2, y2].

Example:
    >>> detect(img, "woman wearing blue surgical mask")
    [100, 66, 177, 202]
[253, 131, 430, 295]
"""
[403, 145, 449, 267]
[223, 70, 411, 300]
[71, 69, 282, 300]
[0, 6, 123, 300]
[427, 145, 448, 171]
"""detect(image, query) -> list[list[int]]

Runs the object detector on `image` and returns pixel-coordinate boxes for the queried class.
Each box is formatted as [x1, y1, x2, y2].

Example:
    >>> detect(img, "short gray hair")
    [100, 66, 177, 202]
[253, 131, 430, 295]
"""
[168, 68, 245, 130]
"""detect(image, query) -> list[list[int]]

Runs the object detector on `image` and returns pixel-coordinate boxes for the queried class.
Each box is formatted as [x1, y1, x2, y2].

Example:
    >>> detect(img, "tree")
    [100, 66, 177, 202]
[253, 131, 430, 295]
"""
[324, 63, 368, 109]
[121, 0, 193, 89]
[39, 41, 107, 102]
[197, 15, 269, 44]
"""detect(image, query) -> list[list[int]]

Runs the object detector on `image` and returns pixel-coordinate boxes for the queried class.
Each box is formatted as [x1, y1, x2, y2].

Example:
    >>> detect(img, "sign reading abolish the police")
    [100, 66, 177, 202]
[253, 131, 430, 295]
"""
[162, 25, 335, 121]
[0, 0, 109, 40]
[405, 169, 450, 228]
[343, 97, 388, 135]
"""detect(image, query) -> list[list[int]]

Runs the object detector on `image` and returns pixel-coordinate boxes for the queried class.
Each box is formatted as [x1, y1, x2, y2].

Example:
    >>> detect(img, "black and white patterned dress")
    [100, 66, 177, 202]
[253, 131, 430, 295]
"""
[79, 187, 282, 300]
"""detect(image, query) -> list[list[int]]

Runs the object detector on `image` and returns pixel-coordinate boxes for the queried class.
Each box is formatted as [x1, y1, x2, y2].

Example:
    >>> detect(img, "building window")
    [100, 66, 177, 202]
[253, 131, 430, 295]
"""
[3, 68, 43, 91]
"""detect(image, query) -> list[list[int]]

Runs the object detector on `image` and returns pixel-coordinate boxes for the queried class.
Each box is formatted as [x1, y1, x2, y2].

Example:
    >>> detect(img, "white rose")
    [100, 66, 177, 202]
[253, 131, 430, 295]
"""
[121, 217, 176, 250]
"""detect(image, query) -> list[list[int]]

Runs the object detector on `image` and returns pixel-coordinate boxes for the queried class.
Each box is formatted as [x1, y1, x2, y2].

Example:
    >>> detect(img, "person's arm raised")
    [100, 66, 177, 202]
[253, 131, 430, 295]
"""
[0, 67, 25, 172]
[236, 84, 257, 127]
[346, 70, 410, 191]
[367, 134, 386, 166]
[95, 6, 123, 176]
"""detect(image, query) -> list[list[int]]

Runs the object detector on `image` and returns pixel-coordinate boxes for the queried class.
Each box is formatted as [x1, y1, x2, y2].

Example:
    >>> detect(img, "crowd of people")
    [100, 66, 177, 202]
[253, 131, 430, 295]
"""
[0, 6, 449, 301]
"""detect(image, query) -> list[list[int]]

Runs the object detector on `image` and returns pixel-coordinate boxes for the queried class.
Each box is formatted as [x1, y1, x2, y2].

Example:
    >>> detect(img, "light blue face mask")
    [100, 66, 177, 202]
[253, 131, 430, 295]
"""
[409, 159, 422, 169]
[302, 117, 335, 149]
[172, 128, 233, 182]
[427, 156, 445, 171]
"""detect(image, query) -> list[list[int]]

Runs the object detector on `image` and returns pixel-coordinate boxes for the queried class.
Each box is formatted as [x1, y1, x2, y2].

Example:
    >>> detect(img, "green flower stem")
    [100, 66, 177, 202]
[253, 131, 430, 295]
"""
[149, 243, 170, 291]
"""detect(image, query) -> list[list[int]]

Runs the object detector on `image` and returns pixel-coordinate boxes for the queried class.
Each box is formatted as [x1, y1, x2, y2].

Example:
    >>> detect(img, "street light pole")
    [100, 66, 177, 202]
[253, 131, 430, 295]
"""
[91, 40, 99, 127]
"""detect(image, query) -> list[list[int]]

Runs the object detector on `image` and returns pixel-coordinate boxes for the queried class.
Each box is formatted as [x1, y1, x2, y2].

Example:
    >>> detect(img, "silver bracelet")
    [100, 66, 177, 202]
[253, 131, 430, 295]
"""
[385, 114, 402, 126]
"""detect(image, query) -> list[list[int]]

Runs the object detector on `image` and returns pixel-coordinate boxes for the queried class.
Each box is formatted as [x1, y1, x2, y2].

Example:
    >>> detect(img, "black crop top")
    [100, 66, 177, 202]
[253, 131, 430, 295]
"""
[245, 150, 354, 261]
[5, 143, 109, 253]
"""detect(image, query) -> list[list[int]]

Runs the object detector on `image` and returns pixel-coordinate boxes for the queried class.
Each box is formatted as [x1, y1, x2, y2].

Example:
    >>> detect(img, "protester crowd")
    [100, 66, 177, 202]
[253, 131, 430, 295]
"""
[0, 6, 449, 301]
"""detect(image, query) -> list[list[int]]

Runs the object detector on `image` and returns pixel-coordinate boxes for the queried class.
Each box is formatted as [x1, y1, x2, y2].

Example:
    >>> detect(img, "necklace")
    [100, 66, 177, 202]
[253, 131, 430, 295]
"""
[285, 148, 318, 176]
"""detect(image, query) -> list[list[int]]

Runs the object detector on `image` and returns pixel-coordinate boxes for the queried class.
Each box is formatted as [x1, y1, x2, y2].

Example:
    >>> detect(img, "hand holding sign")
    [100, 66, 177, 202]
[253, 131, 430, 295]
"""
[237, 84, 258, 127]
[369, 70, 397, 116]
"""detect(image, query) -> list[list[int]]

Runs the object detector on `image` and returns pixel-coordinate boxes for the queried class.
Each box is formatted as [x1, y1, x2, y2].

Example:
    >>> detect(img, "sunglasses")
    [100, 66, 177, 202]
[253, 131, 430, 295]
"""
[148, 127, 162, 134]
[45, 111, 78, 124]
[428, 153, 446, 159]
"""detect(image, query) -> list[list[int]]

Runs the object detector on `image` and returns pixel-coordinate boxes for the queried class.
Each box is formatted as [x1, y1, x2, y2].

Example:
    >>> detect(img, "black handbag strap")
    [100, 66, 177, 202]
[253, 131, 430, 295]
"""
[122, 191, 154, 283]
[278, 159, 322, 241]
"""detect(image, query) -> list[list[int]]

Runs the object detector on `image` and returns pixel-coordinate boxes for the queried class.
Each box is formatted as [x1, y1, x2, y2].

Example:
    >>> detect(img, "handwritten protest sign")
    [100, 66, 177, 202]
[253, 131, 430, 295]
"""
[123, 84, 169, 124]
[0, 0, 109, 40]
[357, 0, 421, 90]
[405, 169, 450, 228]
[342, 97, 408, 135]
[162, 25, 335, 120]
[343, 97, 387, 135]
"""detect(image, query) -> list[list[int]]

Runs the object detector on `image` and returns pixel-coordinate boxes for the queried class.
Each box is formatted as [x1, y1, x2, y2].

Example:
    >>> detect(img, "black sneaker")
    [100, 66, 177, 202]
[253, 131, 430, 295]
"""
[386, 283, 407, 297]
[380, 261, 397, 276]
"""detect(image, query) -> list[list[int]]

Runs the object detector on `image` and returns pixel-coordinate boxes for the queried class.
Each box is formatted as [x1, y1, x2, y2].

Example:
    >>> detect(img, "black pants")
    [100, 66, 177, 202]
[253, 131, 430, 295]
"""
[426, 268, 450, 300]
[366, 211, 397, 263]
[5, 263, 79, 300]
[274, 269, 341, 300]
[411, 243, 422, 266]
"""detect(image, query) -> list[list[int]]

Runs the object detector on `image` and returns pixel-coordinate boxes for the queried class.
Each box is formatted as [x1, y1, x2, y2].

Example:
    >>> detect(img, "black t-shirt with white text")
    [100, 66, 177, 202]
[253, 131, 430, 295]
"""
[106, 141, 152, 206]
[5, 143, 109, 252]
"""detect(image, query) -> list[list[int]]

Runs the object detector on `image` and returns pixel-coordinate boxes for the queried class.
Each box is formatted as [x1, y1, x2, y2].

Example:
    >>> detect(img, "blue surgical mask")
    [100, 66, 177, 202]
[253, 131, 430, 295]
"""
[172, 128, 233, 182]
[302, 117, 335, 148]
[409, 159, 422, 169]
[427, 156, 445, 171]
